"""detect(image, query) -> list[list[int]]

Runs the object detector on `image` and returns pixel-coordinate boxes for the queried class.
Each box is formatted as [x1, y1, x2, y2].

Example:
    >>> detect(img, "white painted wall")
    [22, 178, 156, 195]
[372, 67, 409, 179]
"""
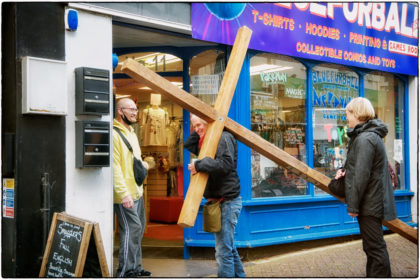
[408, 76, 418, 224]
[64, 9, 114, 271]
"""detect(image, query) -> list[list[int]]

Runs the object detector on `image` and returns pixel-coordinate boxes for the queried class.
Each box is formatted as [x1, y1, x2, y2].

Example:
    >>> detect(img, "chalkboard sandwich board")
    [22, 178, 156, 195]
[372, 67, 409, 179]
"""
[39, 212, 109, 277]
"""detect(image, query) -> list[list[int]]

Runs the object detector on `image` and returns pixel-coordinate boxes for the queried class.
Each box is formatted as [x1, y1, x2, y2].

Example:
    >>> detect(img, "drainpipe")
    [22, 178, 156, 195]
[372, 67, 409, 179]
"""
[40, 173, 51, 249]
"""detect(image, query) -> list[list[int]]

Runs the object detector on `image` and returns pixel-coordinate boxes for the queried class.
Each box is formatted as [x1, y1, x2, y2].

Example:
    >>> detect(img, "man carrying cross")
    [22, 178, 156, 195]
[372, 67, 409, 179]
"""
[184, 114, 245, 278]
[120, 25, 416, 255]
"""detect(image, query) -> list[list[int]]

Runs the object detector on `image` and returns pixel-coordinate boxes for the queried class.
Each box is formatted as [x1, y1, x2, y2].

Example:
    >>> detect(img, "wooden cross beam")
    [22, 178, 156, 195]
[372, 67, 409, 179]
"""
[120, 28, 417, 244]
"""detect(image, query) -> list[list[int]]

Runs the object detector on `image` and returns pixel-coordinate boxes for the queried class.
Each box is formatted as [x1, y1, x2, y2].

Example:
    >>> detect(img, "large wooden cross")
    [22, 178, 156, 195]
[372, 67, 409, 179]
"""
[121, 26, 417, 244]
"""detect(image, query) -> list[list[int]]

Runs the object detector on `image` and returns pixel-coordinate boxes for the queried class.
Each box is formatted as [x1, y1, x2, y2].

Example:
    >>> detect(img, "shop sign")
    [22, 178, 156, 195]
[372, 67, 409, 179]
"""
[313, 91, 352, 109]
[2, 178, 15, 219]
[192, 3, 418, 76]
[312, 70, 357, 108]
[285, 87, 305, 99]
[191, 74, 220, 95]
[313, 112, 348, 145]
[260, 71, 287, 85]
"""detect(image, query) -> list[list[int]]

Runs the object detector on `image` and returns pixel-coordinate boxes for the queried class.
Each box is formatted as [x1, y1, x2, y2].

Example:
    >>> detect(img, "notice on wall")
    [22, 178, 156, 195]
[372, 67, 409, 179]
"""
[285, 127, 304, 145]
[2, 178, 15, 219]
[191, 74, 220, 95]
[394, 139, 403, 163]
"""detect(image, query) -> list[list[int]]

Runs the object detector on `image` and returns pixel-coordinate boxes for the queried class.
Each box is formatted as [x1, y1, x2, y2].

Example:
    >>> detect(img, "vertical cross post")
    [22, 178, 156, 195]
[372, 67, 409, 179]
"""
[177, 26, 252, 227]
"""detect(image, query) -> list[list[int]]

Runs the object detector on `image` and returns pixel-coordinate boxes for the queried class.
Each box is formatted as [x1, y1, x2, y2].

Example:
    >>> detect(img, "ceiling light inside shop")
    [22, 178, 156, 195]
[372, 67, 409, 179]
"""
[135, 53, 181, 66]
[171, 82, 183, 88]
[116, 94, 132, 99]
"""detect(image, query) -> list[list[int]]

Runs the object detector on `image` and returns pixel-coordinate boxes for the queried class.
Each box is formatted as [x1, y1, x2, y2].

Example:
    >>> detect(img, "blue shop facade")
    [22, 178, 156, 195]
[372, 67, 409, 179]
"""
[97, 3, 417, 257]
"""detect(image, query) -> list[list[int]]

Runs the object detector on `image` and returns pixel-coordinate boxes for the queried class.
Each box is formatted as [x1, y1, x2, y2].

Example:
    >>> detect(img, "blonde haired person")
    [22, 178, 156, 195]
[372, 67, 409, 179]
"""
[335, 97, 397, 277]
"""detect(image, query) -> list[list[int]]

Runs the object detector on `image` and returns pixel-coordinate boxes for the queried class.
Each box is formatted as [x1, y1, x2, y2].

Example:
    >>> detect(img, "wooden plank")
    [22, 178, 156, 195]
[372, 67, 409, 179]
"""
[178, 26, 252, 227]
[93, 223, 110, 277]
[383, 219, 418, 244]
[147, 184, 167, 191]
[74, 222, 93, 277]
[121, 59, 219, 124]
[148, 190, 167, 197]
[39, 212, 59, 277]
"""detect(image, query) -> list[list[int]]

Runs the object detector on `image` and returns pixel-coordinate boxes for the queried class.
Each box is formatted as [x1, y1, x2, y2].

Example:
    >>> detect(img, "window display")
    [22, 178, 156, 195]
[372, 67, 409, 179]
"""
[364, 72, 405, 190]
[137, 93, 184, 198]
[312, 64, 359, 195]
[250, 53, 307, 198]
[140, 94, 169, 146]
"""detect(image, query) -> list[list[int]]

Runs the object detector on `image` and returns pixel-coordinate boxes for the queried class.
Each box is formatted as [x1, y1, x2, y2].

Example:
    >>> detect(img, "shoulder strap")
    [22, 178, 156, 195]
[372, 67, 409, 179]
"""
[113, 127, 133, 153]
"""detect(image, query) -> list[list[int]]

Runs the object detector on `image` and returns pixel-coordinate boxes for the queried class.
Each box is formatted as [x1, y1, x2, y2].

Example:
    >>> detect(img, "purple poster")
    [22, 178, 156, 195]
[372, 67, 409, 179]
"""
[192, 3, 418, 76]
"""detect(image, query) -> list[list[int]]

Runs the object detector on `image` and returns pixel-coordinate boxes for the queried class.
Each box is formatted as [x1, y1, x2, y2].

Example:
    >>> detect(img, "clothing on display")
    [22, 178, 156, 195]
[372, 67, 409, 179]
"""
[141, 106, 169, 146]
[166, 118, 182, 167]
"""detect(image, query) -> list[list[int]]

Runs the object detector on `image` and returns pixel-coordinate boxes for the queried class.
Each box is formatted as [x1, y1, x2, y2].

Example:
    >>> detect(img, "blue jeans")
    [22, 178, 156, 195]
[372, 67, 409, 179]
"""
[214, 196, 245, 278]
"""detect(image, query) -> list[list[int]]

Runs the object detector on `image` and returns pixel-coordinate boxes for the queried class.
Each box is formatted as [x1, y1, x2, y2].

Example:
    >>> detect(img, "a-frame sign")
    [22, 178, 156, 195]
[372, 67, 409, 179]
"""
[121, 26, 417, 244]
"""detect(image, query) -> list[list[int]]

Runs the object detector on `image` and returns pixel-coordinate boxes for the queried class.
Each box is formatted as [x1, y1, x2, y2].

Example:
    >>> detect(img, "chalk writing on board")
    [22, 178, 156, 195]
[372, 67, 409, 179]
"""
[45, 221, 84, 278]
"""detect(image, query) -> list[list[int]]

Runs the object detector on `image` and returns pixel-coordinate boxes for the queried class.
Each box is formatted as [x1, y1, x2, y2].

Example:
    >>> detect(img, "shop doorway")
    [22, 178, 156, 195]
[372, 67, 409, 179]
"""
[113, 52, 184, 247]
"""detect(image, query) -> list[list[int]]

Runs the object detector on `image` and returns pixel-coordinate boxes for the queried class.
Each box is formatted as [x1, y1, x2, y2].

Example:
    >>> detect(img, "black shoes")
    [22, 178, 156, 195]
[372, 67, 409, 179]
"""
[136, 269, 152, 277]
[122, 269, 151, 278]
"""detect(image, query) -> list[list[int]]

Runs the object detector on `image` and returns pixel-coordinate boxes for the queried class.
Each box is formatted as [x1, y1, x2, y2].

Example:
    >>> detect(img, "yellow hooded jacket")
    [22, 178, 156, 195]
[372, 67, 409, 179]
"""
[113, 119, 148, 204]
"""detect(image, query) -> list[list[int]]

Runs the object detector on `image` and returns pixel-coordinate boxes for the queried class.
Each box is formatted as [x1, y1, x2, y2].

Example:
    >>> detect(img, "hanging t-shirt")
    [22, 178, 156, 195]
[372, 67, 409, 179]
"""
[141, 107, 169, 146]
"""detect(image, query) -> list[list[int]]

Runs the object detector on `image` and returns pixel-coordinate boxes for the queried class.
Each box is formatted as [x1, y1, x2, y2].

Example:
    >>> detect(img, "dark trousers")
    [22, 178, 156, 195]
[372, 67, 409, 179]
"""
[114, 197, 146, 277]
[357, 215, 391, 277]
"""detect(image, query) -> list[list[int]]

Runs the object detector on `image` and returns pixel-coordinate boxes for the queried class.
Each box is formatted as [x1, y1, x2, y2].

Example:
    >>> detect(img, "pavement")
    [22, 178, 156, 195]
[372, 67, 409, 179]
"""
[114, 233, 418, 278]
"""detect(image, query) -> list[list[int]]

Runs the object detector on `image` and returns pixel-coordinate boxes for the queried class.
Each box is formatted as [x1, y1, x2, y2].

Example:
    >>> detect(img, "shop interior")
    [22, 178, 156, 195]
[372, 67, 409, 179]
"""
[110, 16, 219, 250]
[114, 56, 185, 245]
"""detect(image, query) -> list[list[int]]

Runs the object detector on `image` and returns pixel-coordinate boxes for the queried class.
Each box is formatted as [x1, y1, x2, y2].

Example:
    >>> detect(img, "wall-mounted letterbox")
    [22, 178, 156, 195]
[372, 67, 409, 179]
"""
[76, 121, 110, 168]
[75, 67, 110, 115]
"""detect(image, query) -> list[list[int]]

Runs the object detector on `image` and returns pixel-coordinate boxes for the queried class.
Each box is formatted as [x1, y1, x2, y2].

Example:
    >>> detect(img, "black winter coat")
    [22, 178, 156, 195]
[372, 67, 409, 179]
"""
[184, 130, 241, 199]
[345, 119, 397, 221]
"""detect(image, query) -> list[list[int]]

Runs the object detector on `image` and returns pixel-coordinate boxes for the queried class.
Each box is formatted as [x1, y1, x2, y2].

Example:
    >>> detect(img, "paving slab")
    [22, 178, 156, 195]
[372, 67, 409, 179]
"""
[114, 233, 418, 278]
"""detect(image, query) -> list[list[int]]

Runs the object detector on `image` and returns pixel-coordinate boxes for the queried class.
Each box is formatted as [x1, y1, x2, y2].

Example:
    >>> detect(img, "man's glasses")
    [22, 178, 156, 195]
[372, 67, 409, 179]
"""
[120, 108, 138, 113]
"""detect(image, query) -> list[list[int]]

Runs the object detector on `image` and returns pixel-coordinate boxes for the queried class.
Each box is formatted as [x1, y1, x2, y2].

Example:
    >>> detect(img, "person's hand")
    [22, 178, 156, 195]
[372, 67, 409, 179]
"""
[348, 212, 358, 218]
[188, 163, 197, 175]
[122, 195, 134, 209]
[335, 169, 346, 180]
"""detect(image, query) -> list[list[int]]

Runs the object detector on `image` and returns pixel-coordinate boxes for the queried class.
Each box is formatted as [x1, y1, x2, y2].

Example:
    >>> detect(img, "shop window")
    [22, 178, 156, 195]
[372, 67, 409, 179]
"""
[250, 53, 307, 198]
[189, 49, 226, 106]
[365, 72, 405, 190]
[312, 64, 359, 195]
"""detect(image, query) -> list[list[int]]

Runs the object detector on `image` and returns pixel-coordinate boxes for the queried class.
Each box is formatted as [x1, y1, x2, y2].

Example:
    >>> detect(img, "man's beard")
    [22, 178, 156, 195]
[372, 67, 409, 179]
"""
[122, 113, 137, 125]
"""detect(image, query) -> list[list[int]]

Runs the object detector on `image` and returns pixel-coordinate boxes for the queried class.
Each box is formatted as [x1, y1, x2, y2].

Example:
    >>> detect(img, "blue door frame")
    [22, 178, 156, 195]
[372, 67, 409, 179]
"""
[114, 43, 415, 260]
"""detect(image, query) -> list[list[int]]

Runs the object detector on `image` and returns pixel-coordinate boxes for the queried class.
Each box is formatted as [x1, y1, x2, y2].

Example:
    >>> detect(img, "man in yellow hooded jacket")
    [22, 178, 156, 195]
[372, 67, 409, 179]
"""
[113, 98, 151, 277]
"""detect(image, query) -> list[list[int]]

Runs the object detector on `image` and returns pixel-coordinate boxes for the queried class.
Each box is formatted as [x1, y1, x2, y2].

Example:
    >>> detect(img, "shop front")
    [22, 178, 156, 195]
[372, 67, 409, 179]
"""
[2, 3, 417, 277]
[107, 3, 419, 258]
[109, 3, 418, 258]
